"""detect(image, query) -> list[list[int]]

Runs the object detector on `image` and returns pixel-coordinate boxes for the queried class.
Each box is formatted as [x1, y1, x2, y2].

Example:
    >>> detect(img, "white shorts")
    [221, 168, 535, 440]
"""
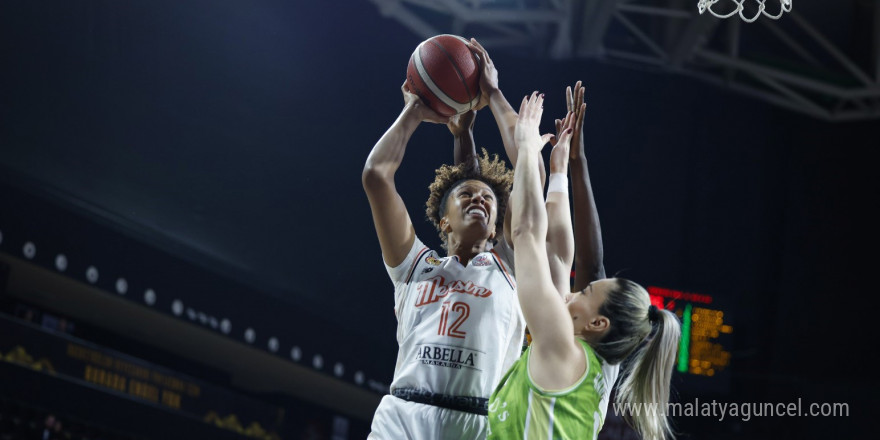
[368, 395, 488, 440]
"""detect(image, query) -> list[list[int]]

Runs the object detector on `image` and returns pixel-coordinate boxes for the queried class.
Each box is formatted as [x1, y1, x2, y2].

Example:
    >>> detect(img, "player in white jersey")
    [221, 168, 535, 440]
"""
[371, 234, 524, 439]
[363, 78, 522, 438]
[363, 40, 623, 439]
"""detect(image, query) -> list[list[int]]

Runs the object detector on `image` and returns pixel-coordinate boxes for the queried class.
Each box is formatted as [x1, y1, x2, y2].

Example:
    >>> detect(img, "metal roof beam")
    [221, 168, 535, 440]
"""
[577, 0, 622, 57]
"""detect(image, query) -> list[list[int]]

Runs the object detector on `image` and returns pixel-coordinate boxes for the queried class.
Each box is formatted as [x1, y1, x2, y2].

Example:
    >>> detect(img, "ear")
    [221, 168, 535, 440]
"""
[440, 217, 452, 233]
[589, 316, 610, 333]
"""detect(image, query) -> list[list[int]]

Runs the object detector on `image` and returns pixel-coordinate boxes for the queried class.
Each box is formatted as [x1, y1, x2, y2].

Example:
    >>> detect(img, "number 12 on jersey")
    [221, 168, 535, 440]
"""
[438, 301, 470, 338]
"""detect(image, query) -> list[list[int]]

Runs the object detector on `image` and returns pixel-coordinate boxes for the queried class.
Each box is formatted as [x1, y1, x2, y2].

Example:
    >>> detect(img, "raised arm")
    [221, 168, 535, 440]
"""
[467, 39, 519, 168]
[511, 93, 582, 385]
[467, 38, 547, 247]
[566, 82, 606, 290]
[449, 109, 479, 169]
[546, 111, 576, 297]
[362, 83, 449, 266]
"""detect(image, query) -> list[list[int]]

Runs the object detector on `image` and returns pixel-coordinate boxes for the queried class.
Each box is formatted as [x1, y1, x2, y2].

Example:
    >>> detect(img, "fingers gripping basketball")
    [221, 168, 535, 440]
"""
[406, 34, 482, 118]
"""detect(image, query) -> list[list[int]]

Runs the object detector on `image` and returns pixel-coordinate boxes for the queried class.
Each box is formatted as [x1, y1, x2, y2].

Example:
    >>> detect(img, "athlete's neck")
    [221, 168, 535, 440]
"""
[447, 236, 490, 265]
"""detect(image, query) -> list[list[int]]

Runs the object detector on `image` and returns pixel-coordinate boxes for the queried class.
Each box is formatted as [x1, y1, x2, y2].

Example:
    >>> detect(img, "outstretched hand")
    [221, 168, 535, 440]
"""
[466, 38, 497, 111]
[565, 81, 587, 160]
[401, 81, 450, 124]
[514, 92, 557, 155]
[550, 111, 575, 174]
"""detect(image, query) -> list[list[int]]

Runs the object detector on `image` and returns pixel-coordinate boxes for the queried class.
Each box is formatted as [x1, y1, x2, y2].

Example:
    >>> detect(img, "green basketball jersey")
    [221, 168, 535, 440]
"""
[487, 339, 617, 440]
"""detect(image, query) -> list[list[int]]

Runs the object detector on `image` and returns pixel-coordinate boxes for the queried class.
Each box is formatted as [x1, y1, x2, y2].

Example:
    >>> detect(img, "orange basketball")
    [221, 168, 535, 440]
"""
[406, 34, 481, 117]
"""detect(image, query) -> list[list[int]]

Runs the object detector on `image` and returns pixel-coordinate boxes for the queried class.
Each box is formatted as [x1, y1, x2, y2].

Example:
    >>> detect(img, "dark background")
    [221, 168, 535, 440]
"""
[1, 0, 877, 439]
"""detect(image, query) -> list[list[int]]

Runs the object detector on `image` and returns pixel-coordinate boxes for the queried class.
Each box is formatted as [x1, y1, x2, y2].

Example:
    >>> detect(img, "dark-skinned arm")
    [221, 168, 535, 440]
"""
[450, 110, 479, 169]
[565, 82, 606, 290]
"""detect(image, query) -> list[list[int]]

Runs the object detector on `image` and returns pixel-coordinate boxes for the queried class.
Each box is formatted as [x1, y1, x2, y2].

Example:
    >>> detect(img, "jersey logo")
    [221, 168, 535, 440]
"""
[414, 275, 493, 307]
[471, 255, 492, 266]
[426, 256, 443, 266]
[415, 344, 480, 370]
[489, 400, 509, 422]
[405, 247, 431, 284]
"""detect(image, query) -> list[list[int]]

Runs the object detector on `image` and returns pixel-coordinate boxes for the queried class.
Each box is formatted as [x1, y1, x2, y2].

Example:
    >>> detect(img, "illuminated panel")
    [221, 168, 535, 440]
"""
[687, 307, 732, 376]
[648, 286, 732, 378]
[677, 303, 692, 373]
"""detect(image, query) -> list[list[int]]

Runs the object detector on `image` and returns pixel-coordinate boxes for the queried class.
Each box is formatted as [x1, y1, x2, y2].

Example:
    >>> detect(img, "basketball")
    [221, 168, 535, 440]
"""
[406, 34, 481, 118]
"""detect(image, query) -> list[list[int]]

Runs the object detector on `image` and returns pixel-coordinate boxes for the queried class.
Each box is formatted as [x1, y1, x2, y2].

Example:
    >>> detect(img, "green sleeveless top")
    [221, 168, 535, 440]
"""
[487, 340, 615, 440]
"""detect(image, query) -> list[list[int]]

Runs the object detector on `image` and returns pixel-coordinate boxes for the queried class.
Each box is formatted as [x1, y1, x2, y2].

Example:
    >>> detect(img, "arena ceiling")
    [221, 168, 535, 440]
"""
[370, 0, 880, 121]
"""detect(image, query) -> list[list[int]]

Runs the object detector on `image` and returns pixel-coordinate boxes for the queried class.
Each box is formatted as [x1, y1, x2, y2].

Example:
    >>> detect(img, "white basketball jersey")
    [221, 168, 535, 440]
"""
[385, 236, 525, 399]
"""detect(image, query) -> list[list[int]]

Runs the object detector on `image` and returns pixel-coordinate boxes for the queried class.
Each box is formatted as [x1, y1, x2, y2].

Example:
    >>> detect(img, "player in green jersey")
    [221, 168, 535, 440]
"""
[489, 90, 681, 440]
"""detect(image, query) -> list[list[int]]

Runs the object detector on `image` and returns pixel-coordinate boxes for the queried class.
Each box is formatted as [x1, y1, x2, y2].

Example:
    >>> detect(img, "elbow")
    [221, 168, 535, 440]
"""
[361, 163, 386, 191]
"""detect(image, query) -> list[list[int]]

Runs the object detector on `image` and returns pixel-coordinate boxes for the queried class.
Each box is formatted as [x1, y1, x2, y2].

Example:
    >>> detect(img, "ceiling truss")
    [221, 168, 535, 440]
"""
[370, 0, 880, 121]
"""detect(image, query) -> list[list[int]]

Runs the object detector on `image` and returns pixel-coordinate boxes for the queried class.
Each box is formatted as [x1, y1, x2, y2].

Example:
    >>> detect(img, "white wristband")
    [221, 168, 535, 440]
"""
[547, 173, 568, 194]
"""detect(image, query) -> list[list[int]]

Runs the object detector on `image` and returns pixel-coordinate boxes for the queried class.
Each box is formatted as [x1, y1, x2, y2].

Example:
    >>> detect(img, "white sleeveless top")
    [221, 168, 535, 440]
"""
[385, 236, 525, 399]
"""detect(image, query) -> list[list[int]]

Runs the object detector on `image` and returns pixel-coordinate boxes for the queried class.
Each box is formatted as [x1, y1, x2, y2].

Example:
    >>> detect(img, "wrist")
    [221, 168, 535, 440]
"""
[547, 173, 568, 194]
[400, 105, 423, 129]
[451, 126, 472, 138]
[570, 153, 587, 162]
[517, 145, 540, 156]
[486, 87, 503, 102]
[569, 138, 586, 158]
[549, 165, 567, 174]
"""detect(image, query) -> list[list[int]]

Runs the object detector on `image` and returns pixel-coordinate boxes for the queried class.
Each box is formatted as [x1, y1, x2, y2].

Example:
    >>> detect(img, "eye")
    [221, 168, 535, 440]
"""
[458, 191, 471, 198]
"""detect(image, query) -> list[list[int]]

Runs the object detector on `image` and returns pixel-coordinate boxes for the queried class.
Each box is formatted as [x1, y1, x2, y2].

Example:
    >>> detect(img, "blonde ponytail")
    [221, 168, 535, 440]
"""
[614, 308, 680, 440]
[591, 278, 681, 440]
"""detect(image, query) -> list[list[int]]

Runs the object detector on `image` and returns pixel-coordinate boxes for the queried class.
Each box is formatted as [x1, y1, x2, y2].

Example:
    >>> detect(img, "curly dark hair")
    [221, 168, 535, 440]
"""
[425, 148, 514, 249]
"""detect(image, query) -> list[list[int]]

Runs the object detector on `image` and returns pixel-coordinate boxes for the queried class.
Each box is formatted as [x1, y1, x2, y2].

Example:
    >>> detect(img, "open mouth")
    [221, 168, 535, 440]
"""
[466, 206, 487, 218]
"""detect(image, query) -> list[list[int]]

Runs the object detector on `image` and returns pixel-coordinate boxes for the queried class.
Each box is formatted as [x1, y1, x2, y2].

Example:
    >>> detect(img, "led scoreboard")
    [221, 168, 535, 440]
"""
[647, 286, 733, 380]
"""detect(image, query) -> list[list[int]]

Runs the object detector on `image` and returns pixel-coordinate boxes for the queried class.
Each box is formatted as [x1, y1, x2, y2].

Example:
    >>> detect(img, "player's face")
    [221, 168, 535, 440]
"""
[566, 279, 612, 335]
[443, 180, 497, 239]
